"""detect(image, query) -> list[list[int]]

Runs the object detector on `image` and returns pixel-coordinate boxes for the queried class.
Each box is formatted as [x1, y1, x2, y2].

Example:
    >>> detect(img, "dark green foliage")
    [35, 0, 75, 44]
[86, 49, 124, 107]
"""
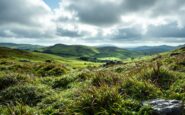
[142, 68, 176, 90]
[0, 84, 50, 106]
[70, 86, 143, 114]
[52, 78, 72, 89]
[167, 79, 185, 101]
[36, 63, 68, 77]
[138, 105, 154, 115]
[72, 86, 123, 114]
[77, 72, 93, 81]
[115, 67, 125, 73]
[0, 103, 39, 115]
[0, 73, 30, 91]
[52, 75, 77, 89]
[119, 79, 162, 100]
[91, 71, 122, 87]
[170, 62, 185, 72]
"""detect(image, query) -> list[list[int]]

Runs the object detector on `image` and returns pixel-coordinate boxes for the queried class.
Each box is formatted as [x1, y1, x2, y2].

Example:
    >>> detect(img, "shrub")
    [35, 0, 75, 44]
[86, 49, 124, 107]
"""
[72, 86, 123, 114]
[119, 79, 162, 100]
[115, 67, 125, 73]
[39, 94, 72, 115]
[170, 62, 185, 72]
[91, 71, 122, 87]
[36, 63, 68, 77]
[141, 65, 176, 90]
[167, 79, 185, 101]
[0, 84, 51, 106]
[138, 105, 154, 115]
[52, 76, 75, 89]
[0, 73, 30, 91]
[77, 72, 93, 81]
[0, 103, 39, 115]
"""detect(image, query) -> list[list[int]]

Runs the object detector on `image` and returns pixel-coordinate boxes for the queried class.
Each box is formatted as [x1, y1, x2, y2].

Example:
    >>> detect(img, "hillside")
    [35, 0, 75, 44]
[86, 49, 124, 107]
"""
[0, 47, 100, 68]
[43, 44, 99, 57]
[127, 45, 177, 55]
[0, 43, 179, 59]
[43, 44, 142, 59]
[0, 43, 44, 51]
[0, 46, 184, 114]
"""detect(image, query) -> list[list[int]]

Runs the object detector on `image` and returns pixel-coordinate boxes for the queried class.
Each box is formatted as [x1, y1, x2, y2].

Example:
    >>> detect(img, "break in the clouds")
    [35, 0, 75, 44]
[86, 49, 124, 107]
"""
[0, 0, 185, 47]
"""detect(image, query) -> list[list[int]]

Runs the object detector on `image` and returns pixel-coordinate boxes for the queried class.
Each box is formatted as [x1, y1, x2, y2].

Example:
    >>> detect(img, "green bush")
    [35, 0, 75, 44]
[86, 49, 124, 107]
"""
[39, 94, 72, 115]
[119, 79, 162, 100]
[70, 86, 144, 114]
[77, 72, 93, 81]
[91, 71, 122, 87]
[141, 68, 176, 90]
[72, 86, 123, 114]
[36, 63, 68, 77]
[52, 76, 75, 89]
[0, 84, 51, 106]
[0, 103, 39, 115]
[170, 62, 185, 72]
[167, 79, 185, 101]
[0, 73, 30, 91]
[138, 105, 153, 115]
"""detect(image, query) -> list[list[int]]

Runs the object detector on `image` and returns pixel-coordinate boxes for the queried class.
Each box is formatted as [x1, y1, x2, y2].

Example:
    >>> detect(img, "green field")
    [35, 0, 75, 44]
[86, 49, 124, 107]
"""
[0, 46, 185, 114]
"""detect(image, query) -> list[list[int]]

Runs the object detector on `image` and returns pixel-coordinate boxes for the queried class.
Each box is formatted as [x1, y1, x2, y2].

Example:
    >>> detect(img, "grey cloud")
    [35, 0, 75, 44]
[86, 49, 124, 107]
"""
[113, 27, 142, 40]
[122, 0, 158, 12]
[60, 0, 159, 26]
[0, 0, 55, 39]
[68, 0, 122, 26]
[147, 22, 185, 38]
[0, 0, 50, 26]
[57, 28, 82, 37]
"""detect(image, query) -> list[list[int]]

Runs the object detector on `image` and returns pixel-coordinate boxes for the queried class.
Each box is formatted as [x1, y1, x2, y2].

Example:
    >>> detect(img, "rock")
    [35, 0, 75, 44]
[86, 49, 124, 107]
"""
[45, 60, 52, 63]
[19, 59, 30, 62]
[170, 52, 180, 56]
[103, 60, 123, 67]
[143, 99, 184, 115]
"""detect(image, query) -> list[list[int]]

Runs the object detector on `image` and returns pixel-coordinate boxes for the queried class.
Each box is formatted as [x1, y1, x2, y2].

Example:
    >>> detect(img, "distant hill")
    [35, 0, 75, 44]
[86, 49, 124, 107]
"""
[127, 45, 177, 55]
[42, 44, 142, 59]
[0, 43, 182, 59]
[43, 44, 99, 57]
[0, 43, 44, 51]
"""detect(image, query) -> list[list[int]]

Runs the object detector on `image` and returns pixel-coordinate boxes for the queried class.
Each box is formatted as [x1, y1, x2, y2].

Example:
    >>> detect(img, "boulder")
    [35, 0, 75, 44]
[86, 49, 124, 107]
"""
[143, 99, 184, 115]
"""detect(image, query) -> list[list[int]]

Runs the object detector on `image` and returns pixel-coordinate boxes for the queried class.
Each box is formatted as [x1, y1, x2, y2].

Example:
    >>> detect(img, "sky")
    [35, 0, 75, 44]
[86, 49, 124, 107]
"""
[0, 0, 185, 47]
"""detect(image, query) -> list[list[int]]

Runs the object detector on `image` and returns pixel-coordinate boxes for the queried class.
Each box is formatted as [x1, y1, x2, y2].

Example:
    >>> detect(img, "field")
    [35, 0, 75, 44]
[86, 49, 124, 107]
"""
[0, 46, 185, 114]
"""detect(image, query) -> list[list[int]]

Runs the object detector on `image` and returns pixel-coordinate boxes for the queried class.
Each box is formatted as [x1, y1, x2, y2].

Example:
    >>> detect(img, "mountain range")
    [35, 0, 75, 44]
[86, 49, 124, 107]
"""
[0, 43, 181, 59]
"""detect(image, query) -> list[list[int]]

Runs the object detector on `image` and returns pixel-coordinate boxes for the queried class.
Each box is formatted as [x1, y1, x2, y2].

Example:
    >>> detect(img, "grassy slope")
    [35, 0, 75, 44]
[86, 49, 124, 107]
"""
[0, 46, 184, 114]
[0, 43, 44, 51]
[0, 47, 100, 68]
[43, 44, 99, 57]
[43, 44, 142, 59]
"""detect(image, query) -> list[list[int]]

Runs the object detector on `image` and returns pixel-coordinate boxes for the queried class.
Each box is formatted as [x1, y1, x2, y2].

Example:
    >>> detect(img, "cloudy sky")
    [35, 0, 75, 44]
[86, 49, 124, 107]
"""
[0, 0, 185, 47]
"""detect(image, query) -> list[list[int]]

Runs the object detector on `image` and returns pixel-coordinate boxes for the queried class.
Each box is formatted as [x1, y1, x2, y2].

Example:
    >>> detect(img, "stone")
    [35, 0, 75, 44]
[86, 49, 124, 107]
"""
[143, 99, 184, 115]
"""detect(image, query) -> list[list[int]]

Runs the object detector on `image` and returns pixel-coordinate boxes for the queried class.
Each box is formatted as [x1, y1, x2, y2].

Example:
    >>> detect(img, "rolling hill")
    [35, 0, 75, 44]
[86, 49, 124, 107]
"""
[0, 43, 44, 51]
[0, 47, 100, 68]
[127, 45, 177, 55]
[0, 43, 181, 59]
[42, 44, 142, 59]
[43, 44, 99, 57]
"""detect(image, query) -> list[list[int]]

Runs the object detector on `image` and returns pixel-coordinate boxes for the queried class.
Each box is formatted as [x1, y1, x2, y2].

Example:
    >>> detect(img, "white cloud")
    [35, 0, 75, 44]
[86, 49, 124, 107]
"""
[0, 0, 185, 47]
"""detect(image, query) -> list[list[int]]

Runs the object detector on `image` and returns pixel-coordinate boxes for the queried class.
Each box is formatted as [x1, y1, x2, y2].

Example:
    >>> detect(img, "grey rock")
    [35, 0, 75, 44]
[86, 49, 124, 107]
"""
[143, 99, 184, 115]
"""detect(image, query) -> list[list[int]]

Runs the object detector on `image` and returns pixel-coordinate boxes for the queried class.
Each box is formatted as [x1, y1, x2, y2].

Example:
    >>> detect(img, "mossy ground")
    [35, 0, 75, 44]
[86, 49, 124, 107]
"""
[0, 47, 184, 114]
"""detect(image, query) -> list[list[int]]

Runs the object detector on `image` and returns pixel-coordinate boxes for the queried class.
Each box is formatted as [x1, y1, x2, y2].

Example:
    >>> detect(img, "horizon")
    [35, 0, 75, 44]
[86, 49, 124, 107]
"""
[0, 0, 185, 46]
[0, 42, 183, 49]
